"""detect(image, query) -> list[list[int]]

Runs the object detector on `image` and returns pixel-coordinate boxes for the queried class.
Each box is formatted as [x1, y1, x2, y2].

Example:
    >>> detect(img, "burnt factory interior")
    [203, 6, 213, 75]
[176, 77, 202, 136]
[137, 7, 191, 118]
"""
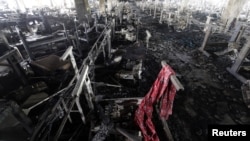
[1, 0, 250, 140]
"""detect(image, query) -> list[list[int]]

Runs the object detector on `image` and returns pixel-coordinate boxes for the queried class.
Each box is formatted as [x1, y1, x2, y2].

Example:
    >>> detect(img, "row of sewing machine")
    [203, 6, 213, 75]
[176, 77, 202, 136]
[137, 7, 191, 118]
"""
[0, 2, 142, 107]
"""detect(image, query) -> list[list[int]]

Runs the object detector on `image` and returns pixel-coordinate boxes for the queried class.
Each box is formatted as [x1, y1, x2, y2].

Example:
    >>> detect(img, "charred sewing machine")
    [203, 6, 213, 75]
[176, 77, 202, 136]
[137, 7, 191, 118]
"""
[0, 33, 27, 95]
[15, 21, 76, 61]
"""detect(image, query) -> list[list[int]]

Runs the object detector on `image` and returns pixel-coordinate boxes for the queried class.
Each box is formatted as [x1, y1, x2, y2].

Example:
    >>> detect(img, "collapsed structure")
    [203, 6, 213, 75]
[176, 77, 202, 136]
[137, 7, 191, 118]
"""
[0, 0, 250, 141]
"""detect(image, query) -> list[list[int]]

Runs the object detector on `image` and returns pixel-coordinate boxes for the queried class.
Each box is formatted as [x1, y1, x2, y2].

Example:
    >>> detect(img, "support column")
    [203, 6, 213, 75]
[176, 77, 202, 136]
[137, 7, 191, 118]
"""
[204, 16, 212, 32]
[159, 10, 164, 24]
[246, 10, 250, 20]
[153, 0, 158, 19]
[50, 0, 54, 7]
[107, 0, 112, 13]
[142, 0, 145, 12]
[14, 0, 21, 10]
[99, 0, 105, 14]
[106, 29, 112, 59]
[221, 0, 247, 33]
[74, 0, 90, 23]
[180, 0, 190, 12]
[15, 0, 26, 12]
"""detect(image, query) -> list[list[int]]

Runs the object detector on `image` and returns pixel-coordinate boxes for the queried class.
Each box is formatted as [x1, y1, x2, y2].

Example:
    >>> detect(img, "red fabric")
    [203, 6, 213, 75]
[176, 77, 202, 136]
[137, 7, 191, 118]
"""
[134, 65, 177, 141]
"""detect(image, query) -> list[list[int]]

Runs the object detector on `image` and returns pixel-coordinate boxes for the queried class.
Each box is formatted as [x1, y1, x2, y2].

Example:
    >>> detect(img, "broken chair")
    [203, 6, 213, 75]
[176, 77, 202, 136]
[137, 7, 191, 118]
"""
[214, 24, 245, 56]
[15, 24, 74, 61]
[227, 38, 250, 84]
[21, 46, 78, 114]
[0, 33, 29, 95]
[199, 24, 245, 57]
[29, 46, 78, 83]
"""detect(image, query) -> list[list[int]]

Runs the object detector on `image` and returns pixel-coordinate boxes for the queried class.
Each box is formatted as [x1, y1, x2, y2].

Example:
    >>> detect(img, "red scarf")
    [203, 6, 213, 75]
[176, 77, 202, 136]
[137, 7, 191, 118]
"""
[134, 65, 176, 141]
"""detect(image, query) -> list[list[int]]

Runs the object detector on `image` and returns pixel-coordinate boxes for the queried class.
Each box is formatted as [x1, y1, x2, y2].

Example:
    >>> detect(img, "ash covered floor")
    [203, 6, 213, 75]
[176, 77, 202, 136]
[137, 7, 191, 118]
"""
[132, 4, 250, 141]
[1, 1, 250, 141]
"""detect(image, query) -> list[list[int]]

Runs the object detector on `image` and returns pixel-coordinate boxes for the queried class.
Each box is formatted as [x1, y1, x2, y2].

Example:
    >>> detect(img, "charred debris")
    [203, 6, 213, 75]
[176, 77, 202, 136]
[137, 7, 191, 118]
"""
[1, 0, 250, 141]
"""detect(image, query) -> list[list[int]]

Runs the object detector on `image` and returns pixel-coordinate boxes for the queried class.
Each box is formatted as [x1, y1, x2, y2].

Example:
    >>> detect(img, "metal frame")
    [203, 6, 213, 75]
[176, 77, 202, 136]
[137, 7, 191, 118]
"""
[53, 25, 112, 141]
[198, 25, 212, 57]
[161, 60, 184, 91]
[30, 25, 112, 141]
[0, 47, 27, 85]
[159, 9, 168, 24]
[199, 24, 245, 57]
[227, 39, 250, 84]
[15, 24, 74, 61]
[214, 24, 245, 56]
[60, 46, 79, 78]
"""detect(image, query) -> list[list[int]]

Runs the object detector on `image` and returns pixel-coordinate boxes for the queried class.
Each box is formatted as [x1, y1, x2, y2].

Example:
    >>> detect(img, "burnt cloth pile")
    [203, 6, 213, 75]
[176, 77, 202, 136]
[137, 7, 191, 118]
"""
[134, 64, 176, 141]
